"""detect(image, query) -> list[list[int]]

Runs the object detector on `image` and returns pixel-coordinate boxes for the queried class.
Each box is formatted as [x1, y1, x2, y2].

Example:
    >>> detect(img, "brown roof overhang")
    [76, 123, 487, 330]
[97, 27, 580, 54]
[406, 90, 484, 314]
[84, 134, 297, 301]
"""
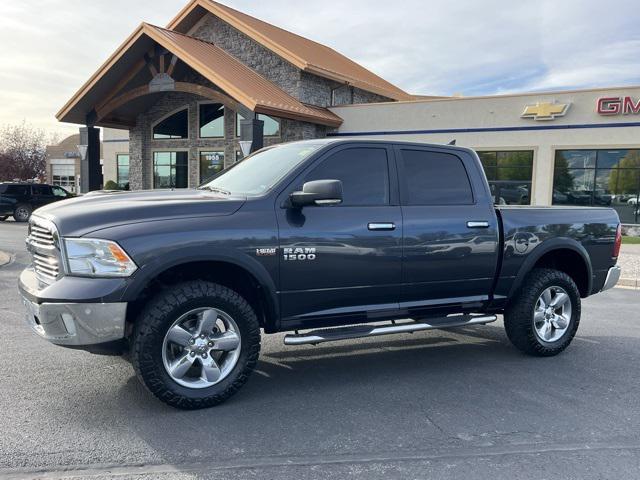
[168, 0, 414, 101]
[56, 23, 343, 128]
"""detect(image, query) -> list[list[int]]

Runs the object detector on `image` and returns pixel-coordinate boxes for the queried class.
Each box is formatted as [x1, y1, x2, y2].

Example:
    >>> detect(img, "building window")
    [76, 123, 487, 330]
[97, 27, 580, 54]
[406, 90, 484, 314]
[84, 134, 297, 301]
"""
[554, 149, 640, 224]
[51, 164, 76, 192]
[478, 151, 534, 205]
[199, 151, 225, 183]
[153, 152, 188, 189]
[153, 109, 188, 139]
[236, 113, 280, 137]
[116, 154, 130, 189]
[199, 103, 225, 138]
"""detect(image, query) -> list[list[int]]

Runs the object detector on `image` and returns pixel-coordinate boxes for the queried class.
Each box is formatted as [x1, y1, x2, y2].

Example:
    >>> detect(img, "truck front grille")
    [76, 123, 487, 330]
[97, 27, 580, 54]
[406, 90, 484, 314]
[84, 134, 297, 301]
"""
[27, 218, 63, 284]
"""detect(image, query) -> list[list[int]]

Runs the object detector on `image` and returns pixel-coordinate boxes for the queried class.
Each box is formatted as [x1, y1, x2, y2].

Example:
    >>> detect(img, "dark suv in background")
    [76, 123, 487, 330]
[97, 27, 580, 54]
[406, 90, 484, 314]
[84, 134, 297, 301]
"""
[0, 182, 73, 222]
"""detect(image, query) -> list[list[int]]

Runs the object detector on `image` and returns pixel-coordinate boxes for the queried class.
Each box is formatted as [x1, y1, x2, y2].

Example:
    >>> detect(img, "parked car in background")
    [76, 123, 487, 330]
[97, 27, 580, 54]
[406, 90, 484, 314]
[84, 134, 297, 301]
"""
[0, 182, 73, 222]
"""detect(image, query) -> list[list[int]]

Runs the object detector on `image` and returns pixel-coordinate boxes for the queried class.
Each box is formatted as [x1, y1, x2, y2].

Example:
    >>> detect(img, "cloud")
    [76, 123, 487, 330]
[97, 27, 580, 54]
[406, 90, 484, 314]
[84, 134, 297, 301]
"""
[0, 0, 639, 135]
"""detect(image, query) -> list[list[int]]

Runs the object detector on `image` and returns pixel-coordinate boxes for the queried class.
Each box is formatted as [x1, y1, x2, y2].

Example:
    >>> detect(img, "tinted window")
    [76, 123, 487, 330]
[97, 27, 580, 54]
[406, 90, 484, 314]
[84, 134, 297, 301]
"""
[153, 109, 188, 139]
[305, 148, 389, 206]
[32, 185, 53, 196]
[199, 104, 224, 138]
[4, 185, 28, 196]
[400, 149, 473, 205]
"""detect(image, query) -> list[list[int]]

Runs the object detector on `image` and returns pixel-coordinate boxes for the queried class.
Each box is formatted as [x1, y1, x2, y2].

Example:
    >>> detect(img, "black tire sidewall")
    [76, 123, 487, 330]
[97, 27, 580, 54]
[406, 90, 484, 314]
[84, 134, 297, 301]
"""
[14, 204, 32, 222]
[505, 268, 581, 356]
[132, 282, 260, 408]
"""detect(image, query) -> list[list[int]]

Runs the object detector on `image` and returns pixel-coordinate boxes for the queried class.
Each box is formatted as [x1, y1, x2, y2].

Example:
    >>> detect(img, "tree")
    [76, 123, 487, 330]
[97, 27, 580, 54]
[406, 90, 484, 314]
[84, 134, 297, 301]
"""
[608, 151, 640, 194]
[0, 122, 48, 181]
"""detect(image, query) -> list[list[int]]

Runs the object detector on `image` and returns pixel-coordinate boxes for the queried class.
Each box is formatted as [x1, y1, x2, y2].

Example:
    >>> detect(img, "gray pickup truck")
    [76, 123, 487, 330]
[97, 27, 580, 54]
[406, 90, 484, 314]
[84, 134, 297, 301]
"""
[18, 139, 622, 409]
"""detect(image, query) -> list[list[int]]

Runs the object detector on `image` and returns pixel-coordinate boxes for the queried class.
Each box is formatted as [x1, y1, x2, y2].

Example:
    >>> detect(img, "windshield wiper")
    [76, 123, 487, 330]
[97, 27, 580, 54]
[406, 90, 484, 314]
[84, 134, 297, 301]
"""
[199, 185, 231, 195]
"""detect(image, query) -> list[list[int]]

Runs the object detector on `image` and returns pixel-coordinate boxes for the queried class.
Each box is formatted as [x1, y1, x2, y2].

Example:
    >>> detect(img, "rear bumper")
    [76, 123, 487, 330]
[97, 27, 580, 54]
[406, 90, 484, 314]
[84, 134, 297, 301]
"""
[601, 265, 622, 292]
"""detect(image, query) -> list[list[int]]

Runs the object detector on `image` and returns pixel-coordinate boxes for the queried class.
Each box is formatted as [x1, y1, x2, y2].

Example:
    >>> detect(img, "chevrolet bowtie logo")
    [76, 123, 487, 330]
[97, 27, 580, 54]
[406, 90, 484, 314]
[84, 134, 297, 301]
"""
[521, 102, 570, 121]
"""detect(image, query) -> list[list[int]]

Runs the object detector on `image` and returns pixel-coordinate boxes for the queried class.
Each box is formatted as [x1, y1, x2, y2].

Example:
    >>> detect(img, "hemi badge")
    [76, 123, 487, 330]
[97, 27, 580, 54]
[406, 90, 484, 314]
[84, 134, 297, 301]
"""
[256, 248, 277, 257]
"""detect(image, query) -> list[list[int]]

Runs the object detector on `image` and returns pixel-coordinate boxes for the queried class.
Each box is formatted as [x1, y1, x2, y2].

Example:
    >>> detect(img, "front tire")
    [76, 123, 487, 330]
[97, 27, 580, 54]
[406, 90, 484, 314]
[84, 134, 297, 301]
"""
[131, 281, 261, 409]
[504, 268, 581, 357]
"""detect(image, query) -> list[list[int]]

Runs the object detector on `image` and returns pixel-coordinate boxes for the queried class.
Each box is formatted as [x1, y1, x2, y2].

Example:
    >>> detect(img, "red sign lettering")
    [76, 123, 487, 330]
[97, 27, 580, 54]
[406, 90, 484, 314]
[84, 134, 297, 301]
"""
[597, 96, 640, 115]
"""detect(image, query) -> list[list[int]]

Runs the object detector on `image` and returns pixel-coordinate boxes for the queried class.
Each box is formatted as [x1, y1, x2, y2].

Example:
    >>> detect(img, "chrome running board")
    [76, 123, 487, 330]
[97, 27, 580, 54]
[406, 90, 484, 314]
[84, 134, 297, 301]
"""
[283, 314, 497, 346]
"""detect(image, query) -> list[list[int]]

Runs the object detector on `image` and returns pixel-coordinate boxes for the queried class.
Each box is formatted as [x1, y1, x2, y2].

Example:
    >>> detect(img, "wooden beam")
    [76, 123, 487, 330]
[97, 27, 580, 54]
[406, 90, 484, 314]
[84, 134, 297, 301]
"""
[94, 58, 147, 113]
[166, 55, 178, 77]
[159, 54, 165, 74]
[96, 81, 248, 122]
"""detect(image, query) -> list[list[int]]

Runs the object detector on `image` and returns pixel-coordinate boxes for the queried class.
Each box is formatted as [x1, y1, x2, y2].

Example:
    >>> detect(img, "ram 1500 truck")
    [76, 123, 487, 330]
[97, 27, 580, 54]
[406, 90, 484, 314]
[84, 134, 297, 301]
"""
[18, 139, 622, 409]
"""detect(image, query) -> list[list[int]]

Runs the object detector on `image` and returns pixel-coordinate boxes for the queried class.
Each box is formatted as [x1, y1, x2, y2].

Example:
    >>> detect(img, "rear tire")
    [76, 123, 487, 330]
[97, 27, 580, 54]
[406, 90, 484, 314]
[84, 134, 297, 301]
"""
[0, 216, 7, 221]
[504, 268, 580, 357]
[131, 280, 261, 409]
[13, 204, 31, 222]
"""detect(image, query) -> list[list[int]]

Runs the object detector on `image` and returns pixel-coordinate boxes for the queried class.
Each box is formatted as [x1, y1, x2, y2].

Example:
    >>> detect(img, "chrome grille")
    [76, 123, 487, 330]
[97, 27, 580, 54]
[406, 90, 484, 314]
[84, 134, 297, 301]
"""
[27, 217, 63, 284]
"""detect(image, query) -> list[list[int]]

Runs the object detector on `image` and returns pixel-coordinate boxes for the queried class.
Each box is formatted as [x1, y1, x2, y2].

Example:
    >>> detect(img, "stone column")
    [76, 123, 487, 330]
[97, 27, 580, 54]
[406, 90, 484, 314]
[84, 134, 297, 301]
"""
[79, 126, 102, 192]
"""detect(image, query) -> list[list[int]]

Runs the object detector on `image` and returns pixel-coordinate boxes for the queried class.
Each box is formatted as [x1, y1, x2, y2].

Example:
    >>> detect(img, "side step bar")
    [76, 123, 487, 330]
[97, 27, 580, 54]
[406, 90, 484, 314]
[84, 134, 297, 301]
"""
[283, 315, 497, 346]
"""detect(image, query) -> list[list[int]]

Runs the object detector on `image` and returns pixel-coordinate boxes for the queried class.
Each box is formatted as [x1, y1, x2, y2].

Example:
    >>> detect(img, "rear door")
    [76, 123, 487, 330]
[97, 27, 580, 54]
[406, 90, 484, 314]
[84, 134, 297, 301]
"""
[276, 143, 402, 324]
[395, 146, 499, 309]
[30, 185, 55, 209]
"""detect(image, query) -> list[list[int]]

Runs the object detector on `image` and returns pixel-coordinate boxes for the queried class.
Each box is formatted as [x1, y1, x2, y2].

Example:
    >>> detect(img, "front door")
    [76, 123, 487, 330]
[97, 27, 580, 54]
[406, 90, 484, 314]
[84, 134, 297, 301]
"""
[395, 146, 499, 309]
[276, 144, 402, 325]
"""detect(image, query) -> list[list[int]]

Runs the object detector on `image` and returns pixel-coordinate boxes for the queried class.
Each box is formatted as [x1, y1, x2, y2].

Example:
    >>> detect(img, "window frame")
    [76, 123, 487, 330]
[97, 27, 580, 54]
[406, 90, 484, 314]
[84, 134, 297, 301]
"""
[197, 101, 226, 139]
[151, 107, 190, 141]
[151, 150, 190, 189]
[553, 148, 640, 210]
[116, 153, 130, 188]
[279, 143, 399, 208]
[395, 146, 476, 206]
[198, 149, 225, 183]
[235, 112, 281, 138]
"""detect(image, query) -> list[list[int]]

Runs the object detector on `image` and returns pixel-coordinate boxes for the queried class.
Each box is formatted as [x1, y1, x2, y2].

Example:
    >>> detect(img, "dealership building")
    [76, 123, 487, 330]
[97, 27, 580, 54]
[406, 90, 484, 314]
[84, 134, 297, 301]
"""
[56, 0, 640, 225]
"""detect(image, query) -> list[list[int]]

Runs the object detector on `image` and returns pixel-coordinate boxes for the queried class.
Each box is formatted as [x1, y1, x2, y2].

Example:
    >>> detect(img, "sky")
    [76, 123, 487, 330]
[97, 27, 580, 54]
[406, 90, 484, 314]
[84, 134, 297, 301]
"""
[0, 0, 639, 137]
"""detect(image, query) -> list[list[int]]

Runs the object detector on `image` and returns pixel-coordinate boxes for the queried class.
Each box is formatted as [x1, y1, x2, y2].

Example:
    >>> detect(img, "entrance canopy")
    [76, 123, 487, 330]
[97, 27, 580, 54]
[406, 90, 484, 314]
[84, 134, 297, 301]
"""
[56, 23, 343, 129]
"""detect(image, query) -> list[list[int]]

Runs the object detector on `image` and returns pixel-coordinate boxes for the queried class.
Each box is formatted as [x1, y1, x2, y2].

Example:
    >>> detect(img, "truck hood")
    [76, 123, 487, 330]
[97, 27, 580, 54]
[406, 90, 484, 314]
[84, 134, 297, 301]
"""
[34, 189, 246, 237]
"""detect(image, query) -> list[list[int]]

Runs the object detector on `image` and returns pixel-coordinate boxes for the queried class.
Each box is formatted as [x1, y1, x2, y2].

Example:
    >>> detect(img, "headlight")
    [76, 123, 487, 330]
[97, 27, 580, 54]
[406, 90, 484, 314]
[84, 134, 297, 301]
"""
[64, 238, 137, 277]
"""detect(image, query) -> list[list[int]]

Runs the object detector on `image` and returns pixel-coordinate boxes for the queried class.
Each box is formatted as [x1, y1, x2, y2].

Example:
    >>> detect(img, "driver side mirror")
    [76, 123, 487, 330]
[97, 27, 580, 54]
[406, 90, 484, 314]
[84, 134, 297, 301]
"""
[289, 179, 343, 208]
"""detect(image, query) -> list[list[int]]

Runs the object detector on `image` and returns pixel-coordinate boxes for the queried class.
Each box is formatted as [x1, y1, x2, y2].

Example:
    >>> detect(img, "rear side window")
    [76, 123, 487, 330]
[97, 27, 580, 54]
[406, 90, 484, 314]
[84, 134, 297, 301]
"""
[4, 185, 28, 196]
[304, 147, 390, 206]
[32, 185, 52, 195]
[399, 149, 473, 205]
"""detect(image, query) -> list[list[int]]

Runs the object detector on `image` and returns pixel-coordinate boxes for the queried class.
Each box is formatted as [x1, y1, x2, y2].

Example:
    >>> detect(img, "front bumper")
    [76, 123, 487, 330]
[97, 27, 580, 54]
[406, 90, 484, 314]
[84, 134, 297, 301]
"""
[601, 265, 622, 292]
[21, 296, 127, 346]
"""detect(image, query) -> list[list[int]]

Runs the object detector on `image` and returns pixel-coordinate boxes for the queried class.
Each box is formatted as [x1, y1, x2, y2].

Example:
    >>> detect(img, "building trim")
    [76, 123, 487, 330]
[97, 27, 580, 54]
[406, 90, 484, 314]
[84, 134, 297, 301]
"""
[329, 121, 640, 137]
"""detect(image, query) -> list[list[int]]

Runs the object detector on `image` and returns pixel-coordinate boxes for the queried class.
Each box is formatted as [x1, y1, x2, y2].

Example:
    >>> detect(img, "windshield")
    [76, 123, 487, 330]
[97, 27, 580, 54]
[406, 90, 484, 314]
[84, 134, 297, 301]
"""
[199, 143, 324, 196]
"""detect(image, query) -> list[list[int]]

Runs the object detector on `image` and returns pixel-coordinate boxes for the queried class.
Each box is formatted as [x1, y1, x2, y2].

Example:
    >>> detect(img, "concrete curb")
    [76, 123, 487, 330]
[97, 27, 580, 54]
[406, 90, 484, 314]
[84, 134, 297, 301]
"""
[0, 251, 11, 267]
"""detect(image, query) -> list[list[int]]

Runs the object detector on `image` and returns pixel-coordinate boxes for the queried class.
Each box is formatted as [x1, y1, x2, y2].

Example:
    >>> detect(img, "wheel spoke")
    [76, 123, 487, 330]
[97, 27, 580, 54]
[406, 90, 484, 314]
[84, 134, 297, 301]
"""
[552, 315, 569, 330]
[197, 309, 218, 335]
[534, 310, 546, 323]
[541, 289, 552, 308]
[166, 325, 192, 347]
[550, 292, 569, 308]
[212, 331, 240, 352]
[539, 322, 552, 340]
[201, 357, 222, 383]
[169, 353, 195, 379]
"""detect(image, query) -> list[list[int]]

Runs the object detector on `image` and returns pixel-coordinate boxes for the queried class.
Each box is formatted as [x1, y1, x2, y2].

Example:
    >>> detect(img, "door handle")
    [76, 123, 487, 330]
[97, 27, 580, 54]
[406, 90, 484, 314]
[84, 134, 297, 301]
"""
[467, 221, 490, 229]
[368, 222, 396, 231]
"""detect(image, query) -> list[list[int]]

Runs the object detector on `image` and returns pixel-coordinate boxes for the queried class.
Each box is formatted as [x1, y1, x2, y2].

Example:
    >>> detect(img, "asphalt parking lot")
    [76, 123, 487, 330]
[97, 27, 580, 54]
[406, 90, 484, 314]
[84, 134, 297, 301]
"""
[1, 221, 639, 479]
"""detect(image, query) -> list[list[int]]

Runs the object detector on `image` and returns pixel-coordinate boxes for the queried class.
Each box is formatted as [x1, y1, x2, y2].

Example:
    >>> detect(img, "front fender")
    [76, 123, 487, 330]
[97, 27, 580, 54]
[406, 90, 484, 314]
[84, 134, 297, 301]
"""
[120, 247, 279, 329]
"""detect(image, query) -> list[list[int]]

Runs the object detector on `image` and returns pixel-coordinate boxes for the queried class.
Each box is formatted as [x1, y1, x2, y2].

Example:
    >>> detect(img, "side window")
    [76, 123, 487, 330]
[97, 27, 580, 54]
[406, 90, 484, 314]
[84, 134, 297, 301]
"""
[52, 186, 68, 197]
[5, 185, 28, 196]
[32, 185, 53, 196]
[399, 149, 473, 205]
[304, 148, 390, 206]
